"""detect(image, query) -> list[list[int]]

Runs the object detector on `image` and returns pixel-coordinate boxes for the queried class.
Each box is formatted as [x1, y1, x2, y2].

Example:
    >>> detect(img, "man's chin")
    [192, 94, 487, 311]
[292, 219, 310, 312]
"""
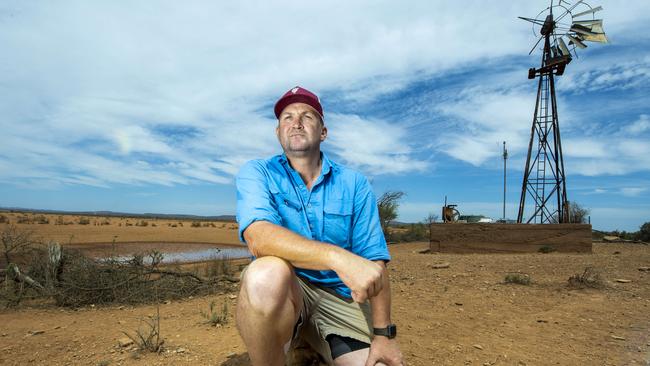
[285, 145, 318, 156]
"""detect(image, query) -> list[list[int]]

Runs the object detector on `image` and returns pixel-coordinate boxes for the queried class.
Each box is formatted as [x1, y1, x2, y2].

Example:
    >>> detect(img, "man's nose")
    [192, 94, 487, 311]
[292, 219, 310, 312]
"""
[291, 117, 304, 129]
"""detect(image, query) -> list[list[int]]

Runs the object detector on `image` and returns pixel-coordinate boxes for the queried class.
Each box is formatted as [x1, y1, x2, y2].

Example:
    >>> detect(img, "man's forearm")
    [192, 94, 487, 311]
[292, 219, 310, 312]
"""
[243, 220, 345, 270]
[369, 261, 392, 327]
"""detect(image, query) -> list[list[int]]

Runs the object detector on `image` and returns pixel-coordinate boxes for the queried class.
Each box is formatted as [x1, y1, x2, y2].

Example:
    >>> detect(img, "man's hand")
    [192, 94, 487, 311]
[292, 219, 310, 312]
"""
[330, 249, 384, 303]
[365, 336, 404, 366]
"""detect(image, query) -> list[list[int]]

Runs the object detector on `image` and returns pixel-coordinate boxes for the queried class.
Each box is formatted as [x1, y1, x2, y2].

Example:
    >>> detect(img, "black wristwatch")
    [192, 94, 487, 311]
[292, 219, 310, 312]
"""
[373, 324, 397, 339]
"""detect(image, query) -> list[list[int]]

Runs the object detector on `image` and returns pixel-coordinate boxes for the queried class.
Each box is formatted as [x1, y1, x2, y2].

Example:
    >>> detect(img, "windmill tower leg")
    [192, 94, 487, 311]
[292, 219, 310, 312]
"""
[518, 32, 569, 224]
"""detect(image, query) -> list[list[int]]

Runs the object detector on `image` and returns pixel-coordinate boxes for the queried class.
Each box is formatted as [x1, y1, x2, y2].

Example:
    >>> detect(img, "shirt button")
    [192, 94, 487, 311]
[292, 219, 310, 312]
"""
[307, 204, 312, 208]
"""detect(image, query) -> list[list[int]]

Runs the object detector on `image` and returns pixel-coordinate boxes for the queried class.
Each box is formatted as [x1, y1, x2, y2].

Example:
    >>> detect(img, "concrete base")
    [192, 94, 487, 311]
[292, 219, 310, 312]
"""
[429, 223, 592, 253]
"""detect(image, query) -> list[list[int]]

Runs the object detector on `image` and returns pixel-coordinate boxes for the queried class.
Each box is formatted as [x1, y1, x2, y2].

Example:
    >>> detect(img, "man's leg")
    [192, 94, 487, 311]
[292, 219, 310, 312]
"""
[236, 256, 303, 366]
[332, 348, 386, 366]
[333, 348, 368, 366]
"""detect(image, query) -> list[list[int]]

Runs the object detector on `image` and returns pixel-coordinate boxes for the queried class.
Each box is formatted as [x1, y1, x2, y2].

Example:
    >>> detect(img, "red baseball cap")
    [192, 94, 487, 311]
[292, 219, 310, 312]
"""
[274, 86, 324, 119]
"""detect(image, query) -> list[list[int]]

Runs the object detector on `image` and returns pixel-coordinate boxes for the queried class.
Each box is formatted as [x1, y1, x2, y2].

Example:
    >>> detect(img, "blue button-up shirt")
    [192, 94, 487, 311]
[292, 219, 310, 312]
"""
[236, 152, 390, 299]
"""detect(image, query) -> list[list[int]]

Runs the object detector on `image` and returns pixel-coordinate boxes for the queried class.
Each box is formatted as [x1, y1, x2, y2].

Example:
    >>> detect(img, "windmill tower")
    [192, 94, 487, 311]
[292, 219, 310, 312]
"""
[517, 1, 608, 224]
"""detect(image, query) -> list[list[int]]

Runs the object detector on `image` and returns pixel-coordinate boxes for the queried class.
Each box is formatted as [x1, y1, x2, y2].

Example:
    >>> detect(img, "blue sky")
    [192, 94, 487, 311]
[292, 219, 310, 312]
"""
[1, 1, 649, 232]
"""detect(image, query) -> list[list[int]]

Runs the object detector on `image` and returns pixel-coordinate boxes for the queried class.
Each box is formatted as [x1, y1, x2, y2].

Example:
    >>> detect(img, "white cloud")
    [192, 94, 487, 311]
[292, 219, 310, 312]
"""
[324, 114, 428, 175]
[0, 1, 649, 189]
[623, 114, 650, 134]
[435, 87, 538, 166]
[620, 187, 648, 197]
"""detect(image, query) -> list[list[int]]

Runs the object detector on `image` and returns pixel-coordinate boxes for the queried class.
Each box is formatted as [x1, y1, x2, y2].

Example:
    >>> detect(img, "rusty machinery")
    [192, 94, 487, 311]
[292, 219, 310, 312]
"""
[442, 196, 460, 223]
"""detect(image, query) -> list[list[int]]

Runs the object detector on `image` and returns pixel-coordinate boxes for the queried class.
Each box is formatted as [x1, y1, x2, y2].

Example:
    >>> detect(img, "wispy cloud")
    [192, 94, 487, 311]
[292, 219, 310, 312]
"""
[620, 187, 648, 197]
[623, 114, 650, 134]
[324, 114, 428, 175]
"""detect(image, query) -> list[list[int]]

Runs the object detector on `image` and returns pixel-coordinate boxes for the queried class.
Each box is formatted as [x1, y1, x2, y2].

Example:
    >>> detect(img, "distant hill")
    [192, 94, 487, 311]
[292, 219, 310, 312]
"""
[0, 207, 236, 222]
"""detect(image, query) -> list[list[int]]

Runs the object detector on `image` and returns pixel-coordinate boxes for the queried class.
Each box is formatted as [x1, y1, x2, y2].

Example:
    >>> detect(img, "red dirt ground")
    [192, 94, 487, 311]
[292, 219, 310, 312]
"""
[1, 241, 649, 365]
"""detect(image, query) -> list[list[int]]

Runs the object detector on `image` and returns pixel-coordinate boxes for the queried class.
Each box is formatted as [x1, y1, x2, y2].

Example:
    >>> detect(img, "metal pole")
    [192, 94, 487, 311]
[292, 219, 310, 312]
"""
[503, 141, 507, 221]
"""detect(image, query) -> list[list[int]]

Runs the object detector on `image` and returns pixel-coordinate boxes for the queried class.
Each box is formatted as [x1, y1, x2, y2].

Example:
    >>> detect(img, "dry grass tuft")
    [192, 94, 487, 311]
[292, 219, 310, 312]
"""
[568, 267, 605, 289]
[504, 273, 531, 285]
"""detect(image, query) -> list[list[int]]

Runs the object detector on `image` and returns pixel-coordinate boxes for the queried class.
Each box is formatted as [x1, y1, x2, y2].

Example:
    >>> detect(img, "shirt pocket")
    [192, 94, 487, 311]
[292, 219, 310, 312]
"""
[323, 199, 353, 247]
[272, 191, 303, 230]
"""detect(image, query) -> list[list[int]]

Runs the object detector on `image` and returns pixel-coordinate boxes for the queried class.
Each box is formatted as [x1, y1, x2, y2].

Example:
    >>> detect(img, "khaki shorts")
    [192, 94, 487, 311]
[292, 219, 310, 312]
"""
[293, 275, 373, 363]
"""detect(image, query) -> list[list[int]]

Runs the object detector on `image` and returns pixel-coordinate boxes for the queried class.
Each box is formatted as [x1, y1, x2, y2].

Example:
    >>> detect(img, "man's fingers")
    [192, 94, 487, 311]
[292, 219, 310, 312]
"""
[364, 352, 378, 366]
[352, 290, 367, 303]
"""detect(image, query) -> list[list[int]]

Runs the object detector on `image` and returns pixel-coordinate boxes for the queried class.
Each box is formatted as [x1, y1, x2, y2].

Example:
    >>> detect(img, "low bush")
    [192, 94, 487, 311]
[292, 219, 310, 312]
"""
[78, 217, 90, 225]
[123, 305, 164, 353]
[1, 244, 238, 308]
[390, 223, 429, 243]
[568, 267, 604, 289]
[191, 221, 202, 228]
[504, 273, 531, 285]
[201, 300, 229, 327]
[538, 245, 556, 253]
[0, 214, 7, 224]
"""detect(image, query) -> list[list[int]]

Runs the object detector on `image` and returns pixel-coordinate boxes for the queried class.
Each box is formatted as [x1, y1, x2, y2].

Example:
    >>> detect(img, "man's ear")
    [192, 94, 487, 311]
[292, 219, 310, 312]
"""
[320, 125, 327, 142]
[275, 124, 280, 139]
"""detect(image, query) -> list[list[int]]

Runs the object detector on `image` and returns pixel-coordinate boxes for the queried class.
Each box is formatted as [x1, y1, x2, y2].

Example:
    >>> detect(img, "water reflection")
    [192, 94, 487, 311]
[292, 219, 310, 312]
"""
[108, 247, 251, 264]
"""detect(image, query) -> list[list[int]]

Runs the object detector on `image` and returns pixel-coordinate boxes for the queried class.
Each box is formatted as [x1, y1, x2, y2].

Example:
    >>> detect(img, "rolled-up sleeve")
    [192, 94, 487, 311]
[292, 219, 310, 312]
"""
[236, 160, 281, 243]
[350, 175, 391, 262]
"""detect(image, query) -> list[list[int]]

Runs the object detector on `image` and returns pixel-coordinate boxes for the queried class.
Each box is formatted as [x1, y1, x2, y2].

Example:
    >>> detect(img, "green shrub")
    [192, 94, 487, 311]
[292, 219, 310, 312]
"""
[201, 300, 229, 327]
[504, 273, 531, 285]
[538, 245, 556, 253]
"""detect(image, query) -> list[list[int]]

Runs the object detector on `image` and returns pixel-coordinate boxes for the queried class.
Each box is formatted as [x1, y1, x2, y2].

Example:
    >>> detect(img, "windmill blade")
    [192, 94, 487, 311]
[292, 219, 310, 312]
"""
[518, 16, 546, 25]
[528, 35, 544, 55]
[581, 24, 608, 43]
[573, 5, 603, 18]
[572, 19, 602, 26]
[571, 24, 598, 36]
[582, 33, 608, 43]
[555, 0, 584, 23]
[558, 38, 571, 56]
[568, 34, 587, 48]
[571, 21, 608, 43]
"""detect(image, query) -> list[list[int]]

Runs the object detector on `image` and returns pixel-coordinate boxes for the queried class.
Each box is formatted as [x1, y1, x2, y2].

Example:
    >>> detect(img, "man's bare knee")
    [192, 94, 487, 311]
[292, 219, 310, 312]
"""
[240, 256, 296, 314]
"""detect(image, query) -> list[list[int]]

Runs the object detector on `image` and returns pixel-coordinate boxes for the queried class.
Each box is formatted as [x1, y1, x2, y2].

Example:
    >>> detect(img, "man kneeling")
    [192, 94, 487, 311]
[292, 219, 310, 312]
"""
[235, 86, 403, 366]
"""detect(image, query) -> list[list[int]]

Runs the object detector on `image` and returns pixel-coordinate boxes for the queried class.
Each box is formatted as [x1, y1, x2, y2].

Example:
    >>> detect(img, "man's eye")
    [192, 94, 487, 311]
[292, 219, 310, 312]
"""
[304, 114, 313, 120]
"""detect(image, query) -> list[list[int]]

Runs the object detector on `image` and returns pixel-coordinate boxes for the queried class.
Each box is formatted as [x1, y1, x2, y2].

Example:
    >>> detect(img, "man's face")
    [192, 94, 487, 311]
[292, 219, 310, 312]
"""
[276, 102, 327, 155]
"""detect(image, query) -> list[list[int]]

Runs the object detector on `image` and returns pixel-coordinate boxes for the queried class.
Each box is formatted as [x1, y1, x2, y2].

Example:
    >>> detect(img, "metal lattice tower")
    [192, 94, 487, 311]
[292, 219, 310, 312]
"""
[517, 1, 608, 223]
[517, 33, 568, 223]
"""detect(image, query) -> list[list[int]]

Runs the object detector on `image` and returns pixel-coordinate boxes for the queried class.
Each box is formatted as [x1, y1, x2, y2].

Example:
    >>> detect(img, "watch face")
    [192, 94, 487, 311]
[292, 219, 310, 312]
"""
[374, 324, 397, 338]
[387, 324, 397, 338]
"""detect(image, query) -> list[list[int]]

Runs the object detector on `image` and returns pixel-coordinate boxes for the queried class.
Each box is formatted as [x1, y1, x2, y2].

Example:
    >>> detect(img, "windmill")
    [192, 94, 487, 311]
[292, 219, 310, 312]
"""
[517, 0, 608, 224]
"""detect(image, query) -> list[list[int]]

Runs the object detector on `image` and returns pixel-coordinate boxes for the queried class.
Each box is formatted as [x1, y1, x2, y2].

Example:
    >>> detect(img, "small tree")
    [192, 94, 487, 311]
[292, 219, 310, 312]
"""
[377, 191, 405, 242]
[638, 222, 650, 242]
[567, 201, 589, 223]
[424, 213, 439, 225]
[2, 225, 37, 265]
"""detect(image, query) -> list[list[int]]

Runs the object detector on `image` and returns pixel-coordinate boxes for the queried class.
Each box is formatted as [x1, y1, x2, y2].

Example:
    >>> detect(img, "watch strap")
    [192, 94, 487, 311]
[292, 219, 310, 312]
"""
[373, 324, 397, 339]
